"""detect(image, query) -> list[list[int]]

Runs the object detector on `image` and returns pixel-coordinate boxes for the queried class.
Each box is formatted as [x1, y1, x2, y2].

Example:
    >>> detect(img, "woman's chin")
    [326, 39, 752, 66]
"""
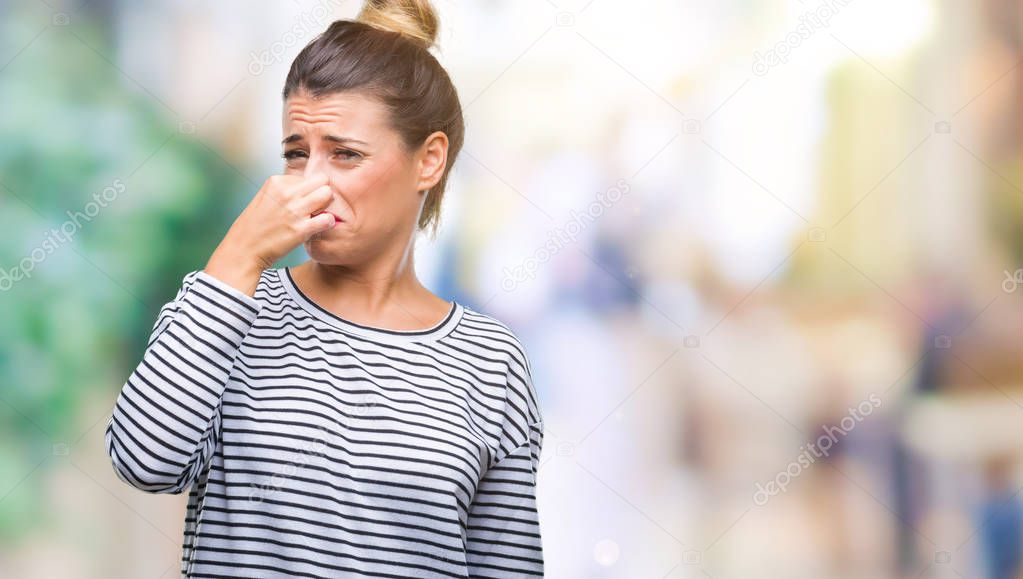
[306, 224, 344, 243]
[304, 238, 354, 265]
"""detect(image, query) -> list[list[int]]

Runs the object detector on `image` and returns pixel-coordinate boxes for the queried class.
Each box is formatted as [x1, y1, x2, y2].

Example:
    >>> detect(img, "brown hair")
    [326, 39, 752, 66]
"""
[282, 0, 464, 239]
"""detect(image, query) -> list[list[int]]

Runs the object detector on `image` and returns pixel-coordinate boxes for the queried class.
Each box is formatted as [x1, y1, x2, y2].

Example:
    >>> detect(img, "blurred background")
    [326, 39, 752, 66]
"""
[3, 0, 1023, 577]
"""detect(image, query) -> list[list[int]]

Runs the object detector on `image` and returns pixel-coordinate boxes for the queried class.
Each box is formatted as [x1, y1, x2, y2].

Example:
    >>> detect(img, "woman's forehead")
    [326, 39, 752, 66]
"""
[286, 92, 382, 120]
[283, 91, 384, 128]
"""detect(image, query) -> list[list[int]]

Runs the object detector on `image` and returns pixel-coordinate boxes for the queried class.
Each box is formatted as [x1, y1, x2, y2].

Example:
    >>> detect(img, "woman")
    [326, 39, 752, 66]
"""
[103, 1, 545, 577]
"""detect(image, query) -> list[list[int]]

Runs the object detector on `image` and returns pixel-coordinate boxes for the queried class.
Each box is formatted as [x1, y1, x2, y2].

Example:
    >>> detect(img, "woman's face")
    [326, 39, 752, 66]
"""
[281, 89, 446, 266]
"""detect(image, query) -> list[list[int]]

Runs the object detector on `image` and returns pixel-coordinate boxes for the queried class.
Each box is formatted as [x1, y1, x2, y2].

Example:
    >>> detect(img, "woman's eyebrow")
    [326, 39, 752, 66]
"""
[324, 135, 369, 146]
[280, 134, 369, 146]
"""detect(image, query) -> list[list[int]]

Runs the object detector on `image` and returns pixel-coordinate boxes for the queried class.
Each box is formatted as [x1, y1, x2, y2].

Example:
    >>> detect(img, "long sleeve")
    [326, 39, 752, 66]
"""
[104, 269, 261, 494]
[464, 418, 545, 577]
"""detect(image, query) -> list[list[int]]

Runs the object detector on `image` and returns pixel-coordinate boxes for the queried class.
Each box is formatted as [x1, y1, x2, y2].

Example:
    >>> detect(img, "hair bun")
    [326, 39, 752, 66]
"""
[356, 0, 439, 50]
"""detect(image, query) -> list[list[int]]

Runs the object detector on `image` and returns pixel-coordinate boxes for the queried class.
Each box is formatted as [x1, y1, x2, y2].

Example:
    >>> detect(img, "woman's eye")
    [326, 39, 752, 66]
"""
[335, 149, 361, 161]
[281, 150, 360, 162]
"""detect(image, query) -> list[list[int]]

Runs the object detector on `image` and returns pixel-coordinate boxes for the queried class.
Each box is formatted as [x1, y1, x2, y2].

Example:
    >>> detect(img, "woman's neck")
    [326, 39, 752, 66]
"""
[291, 253, 447, 331]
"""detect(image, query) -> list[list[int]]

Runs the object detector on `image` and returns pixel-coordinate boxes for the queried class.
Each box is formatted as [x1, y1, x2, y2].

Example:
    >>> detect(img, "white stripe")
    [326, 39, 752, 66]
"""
[105, 267, 545, 578]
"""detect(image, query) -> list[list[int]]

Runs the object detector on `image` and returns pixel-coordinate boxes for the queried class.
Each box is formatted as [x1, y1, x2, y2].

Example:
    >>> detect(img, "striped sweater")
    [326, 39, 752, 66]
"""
[104, 267, 545, 577]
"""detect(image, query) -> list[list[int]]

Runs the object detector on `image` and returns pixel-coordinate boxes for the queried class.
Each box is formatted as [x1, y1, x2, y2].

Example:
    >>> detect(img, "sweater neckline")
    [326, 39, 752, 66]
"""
[277, 267, 462, 345]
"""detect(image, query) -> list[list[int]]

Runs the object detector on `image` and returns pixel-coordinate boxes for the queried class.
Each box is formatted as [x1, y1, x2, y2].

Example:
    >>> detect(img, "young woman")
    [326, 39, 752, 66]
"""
[104, 1, 545, 576]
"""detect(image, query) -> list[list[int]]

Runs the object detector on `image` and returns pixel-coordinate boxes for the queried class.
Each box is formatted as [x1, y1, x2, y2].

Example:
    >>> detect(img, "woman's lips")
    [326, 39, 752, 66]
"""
[314, 211, 344, 223]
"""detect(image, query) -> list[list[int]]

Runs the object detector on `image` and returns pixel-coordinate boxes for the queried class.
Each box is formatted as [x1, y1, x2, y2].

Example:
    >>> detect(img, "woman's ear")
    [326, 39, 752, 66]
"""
[416, 131, 448, 193]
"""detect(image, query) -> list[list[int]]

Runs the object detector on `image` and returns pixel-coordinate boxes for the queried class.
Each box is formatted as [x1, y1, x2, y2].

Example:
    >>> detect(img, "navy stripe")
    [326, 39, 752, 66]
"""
[105, 267, 545, 577]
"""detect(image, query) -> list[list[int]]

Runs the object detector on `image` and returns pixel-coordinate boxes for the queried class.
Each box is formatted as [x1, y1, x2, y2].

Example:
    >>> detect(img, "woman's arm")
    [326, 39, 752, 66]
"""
[465, 329, 546, 577]
[104, 172, 333, 494]
[464, 419, 545, 577]
[104, 269, 261, 494]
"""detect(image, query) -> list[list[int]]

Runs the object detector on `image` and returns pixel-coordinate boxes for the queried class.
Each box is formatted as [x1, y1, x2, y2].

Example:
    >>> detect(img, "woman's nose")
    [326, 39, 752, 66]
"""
[305, 169, 329, 186]
[303, 151, 329, 180]
[304, 168, 334, 198]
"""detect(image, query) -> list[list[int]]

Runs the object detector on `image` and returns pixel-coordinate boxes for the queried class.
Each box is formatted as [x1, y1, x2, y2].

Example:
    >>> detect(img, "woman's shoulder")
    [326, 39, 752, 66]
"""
[458, 306, 543, 443]
[457, 305, 533, 372]
[254, 266, 287, 301]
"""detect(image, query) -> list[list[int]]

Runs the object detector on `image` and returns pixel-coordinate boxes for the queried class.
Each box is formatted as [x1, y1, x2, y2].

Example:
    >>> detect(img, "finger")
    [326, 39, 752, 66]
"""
[285, 173, 329, 199]
[293, 185, 334, 215]
[301, 211, 337, 239]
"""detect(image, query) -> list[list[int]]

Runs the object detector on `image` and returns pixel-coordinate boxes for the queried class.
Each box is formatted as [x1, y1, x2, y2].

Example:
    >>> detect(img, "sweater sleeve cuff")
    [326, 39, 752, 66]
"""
[185, 271, 262, 330]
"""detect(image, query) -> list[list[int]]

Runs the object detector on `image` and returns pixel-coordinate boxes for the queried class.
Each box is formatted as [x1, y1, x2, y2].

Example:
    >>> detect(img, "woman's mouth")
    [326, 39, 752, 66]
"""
[314, 211, 344, 223]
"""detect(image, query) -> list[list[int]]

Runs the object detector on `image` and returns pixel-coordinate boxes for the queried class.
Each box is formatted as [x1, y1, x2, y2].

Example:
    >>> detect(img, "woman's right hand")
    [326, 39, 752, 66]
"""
[204, 173, 338, 297]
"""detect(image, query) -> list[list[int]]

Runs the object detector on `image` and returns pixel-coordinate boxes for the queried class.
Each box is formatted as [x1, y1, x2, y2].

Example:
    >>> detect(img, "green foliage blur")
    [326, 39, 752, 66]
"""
[0, 8, 253, 540]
